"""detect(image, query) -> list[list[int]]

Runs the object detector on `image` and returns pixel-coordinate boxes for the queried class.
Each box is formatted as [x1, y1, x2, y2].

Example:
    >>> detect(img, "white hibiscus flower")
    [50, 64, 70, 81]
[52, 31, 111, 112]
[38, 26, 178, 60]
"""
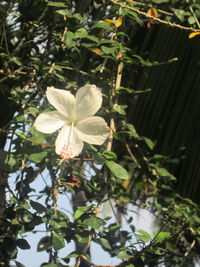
[34, 84, 109, 159]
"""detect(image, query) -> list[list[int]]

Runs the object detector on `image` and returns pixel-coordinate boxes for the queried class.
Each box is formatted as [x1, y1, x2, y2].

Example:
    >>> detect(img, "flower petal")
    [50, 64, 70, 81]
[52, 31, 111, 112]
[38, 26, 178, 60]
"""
[46, 87, 75, 118]
[34, 111, 67, 134]
[76, 116, 109, 145]
[55, 125, 83, 158]
[75, 84, 102, 120]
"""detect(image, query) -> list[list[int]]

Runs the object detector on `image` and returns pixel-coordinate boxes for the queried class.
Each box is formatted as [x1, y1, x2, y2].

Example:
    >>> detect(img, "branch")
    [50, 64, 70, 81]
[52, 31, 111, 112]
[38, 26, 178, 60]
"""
[107, 0, 200, 32]
[125, 143, 141, 168]
[126, 0, 174, 16]
[106, 62, 124, 151]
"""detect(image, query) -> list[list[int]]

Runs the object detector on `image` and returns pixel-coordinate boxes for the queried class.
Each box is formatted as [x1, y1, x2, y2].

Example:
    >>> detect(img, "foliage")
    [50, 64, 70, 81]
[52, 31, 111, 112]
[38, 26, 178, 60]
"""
[0, 0, 200, 266]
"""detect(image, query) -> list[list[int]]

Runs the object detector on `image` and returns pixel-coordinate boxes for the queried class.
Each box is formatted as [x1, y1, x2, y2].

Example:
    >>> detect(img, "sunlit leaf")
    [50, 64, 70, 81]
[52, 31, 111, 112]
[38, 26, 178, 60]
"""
[52, 232, 65, 250]
[46, 1, 68, 7]
[75, 28, 88, 38]
[28, 151, 47, 163]
[106, 161, 129, 180]
[114, 16, 123, 28]
[83, 216, 105, 228]
[189, 32, 200, 38]
[118, 250, 132, 260]
[153, 232, 171, 243]
[135, 229, 151, 243]
[102, 150, 117, 160]
[92, 21, 113, 31]
[147, 8, 158, 18]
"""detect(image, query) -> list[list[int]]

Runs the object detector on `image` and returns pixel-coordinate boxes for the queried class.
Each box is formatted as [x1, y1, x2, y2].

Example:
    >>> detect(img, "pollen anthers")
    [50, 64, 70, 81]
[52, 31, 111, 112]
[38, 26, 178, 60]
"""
[60, 143, 74, 159]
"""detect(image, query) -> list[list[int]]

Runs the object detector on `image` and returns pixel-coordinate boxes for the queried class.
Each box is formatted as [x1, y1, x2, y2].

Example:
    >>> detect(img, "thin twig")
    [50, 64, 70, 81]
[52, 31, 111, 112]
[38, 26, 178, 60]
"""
[125, 143, 141, 168]
[45, 65, 93, 77]
[2, 20, 10, 58]
[108, 0, 200, 32]
[109, 199, 121, 225]
[126, 0, 174, 16]
[60, 66, 93, 77]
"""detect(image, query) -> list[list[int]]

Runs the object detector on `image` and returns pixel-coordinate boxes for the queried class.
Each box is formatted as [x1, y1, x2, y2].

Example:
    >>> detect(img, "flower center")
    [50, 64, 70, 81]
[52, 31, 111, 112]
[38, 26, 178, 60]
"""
[60, 122, 74, 160]
[60, 144, 73, 159]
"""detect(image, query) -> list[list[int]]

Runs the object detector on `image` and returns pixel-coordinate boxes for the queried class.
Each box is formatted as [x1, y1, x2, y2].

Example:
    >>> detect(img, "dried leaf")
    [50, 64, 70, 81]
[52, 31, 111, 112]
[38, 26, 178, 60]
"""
[189, 32, 200, 39]
[114, 16, 123, 28]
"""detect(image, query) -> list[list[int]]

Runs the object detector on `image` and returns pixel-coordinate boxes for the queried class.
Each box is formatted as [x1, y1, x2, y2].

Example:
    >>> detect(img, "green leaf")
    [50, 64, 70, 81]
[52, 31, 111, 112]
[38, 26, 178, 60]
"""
[83, 216, 105, 228]
[16, 239, 31, 250]
[30, 200, 47, 213]
[28, 151, 47, 163]
[63, 31, 76, 49]
[85, 35, 99, 43]
[75, 28, 88, 38]
[17, 200, 30, 210]
[106, 161, 129, 180]
[98, 238, 111, 249]
[0, 150, 18, 172]
[118, 250, 132, 260]
[109, 224, 121, 231]
[143, 136, 154, 150]
[73, 13, 87, 23]
[21, 210, 33, 223]
[64, 252, 79, 258]
[37, 236, 52, 252]
[46, 1, 68, 7]
[102, 150, 117, 160]
[151, 164, 176, 180]
[173, 9, 185, 22]
[113, 104, 127, 115]
[53, 71, 66, 81]
[56, 9, 72, 16]
[92, 21, 113, 31]
[52, 232, 65, 250]
[25, 107, 39, 117]
[11, 57, 22, 66]
[74, 209, 85, 220]
[14, 261, 26, 267]
[74, 206, 91, 219]
[125, 9, 143, 25]
[101, 46, 116, 54]
[188, 16, 196, 24]
[126, 123, 140, 139]
[75, 233, 90, 244]
[192, 215, 200, 224]
[30, 127, 46, 143]
[152, 0, 168, 3]
[135, 229, 151, 243]
[153, 232, 171, 243]
[4, 237, 17, 258]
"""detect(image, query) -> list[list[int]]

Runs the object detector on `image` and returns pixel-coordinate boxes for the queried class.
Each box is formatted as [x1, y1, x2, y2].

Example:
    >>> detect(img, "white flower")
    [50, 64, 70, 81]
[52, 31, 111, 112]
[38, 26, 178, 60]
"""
[34, 84, 109, 159]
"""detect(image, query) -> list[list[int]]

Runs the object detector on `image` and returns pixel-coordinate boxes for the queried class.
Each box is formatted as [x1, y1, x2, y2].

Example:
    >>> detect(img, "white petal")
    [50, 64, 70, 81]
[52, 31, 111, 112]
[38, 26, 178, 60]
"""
[55, 125, 83, 158]
[46, 87, 75, 118]
[34, 111, 67, 134]
[75, 84, 102, 120]
[76, 116, 109, 145]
